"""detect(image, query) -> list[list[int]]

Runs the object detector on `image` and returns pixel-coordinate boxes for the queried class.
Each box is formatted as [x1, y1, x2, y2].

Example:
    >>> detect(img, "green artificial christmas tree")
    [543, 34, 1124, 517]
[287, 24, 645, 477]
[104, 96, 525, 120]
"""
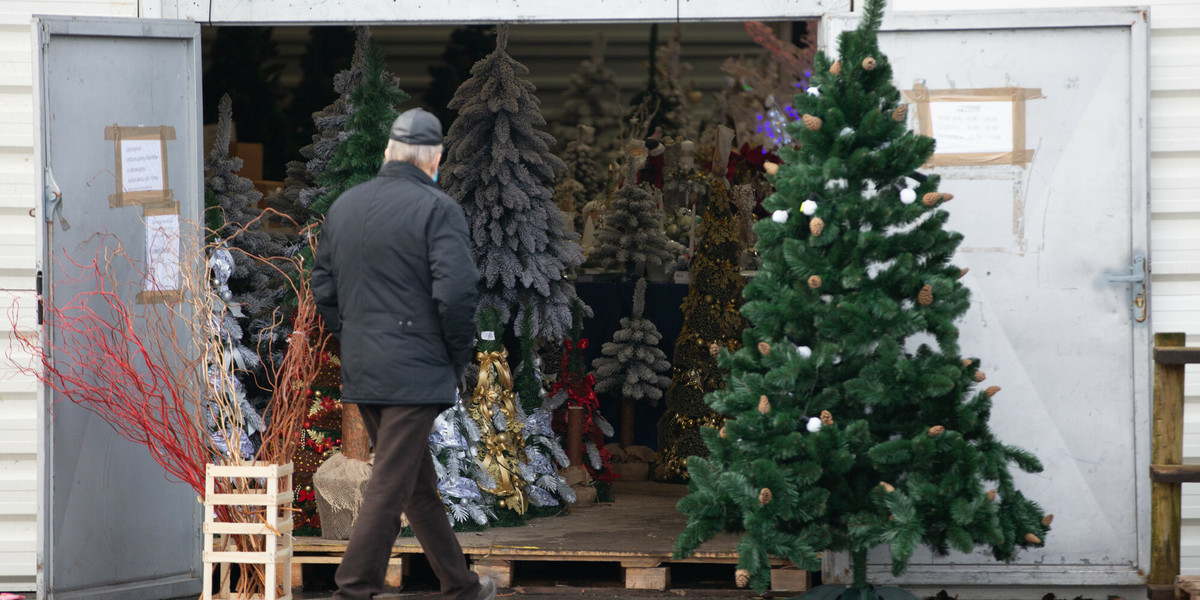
[441, 24, 585, 342]
[309, 34, 410, 218]
[592, 278, 671, 448]
[672, 2, 1050, 596]
[654, 177, 747, 482]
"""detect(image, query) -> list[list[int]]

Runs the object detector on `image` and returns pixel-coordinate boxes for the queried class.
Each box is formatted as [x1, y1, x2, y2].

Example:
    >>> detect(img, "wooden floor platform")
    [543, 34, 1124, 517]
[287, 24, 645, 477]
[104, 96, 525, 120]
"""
[292, 480, 812, 592]
[1178, 575, 1200, 600]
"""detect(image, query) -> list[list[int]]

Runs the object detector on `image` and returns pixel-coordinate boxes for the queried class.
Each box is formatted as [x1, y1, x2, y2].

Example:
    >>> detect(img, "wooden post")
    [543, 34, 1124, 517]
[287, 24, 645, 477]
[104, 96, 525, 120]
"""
[1150, 332, 1186, 593]
[621, 397, 636, 448]
[341, 403, 370, 461]
[567, 406, 584, 467]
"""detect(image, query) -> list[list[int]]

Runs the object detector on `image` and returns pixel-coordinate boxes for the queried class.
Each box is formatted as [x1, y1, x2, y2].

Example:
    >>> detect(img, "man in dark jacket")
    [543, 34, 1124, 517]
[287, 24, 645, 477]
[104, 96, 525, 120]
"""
[313, 107, 491, 600]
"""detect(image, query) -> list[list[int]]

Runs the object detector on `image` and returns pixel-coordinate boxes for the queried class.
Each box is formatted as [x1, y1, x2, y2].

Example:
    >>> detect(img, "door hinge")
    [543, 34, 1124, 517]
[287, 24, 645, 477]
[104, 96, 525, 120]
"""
[1106, 253, 1147, 323]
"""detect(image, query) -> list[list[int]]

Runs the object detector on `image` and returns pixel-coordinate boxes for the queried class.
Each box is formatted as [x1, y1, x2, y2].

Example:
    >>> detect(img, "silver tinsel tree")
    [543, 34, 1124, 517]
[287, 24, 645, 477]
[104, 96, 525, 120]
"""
[441, 24, 586, 341]
[592, 278, 671, 406]
[429, 394, 496, 527]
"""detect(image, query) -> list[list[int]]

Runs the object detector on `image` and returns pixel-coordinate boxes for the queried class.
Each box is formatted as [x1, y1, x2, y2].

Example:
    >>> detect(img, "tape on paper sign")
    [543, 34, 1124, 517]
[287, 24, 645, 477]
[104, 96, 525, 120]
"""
[901, 84, 1043, 168]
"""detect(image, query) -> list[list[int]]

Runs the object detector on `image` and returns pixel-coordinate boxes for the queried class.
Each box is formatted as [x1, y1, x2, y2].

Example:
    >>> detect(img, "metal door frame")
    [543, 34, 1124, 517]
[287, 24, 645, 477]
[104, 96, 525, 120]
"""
[33, 16, 204, 599]
[818, 6, 1151, 591]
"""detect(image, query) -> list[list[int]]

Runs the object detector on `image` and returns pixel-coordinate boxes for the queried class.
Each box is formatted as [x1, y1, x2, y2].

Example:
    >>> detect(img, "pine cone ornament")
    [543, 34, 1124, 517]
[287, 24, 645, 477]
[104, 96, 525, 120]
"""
[808, 275, 823, 289]
[757, 342, 771, 356]
[1025, 533, 1042, 544]
[759, 488, 773, 505]
[719, 426, 727, 439]
[988, 489, 997, 502]
[959, 267, 969, 279]
[922, 192, 942, 207]
[763, 161, 779, 175]
[962, 358, 973, 367]
[974, 371, 987, 382]
[862, 56, 877, 70]
[758, 395, 771, 414]
[820, 410, 834, 425]
[892, 104, 908, 122]
[942, 193, 955, 202]
[1042, 514, 1054, 526]
[986, 385, 1001, 397]
[809, 217, 825, 236]
[802, 114, 823, 131]
[709, 342, 720, 357]
[830, 60, 842, 75]
[918, 284, 934, 306]
[735, 569, 751, 588]
[929, 425, 946, 436]
[880, 481, 895, 493]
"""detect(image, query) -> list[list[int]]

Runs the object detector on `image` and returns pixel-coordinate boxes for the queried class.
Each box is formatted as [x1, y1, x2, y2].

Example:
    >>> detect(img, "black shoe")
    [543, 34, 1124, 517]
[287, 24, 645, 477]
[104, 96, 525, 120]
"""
[476, 575, 497, 600]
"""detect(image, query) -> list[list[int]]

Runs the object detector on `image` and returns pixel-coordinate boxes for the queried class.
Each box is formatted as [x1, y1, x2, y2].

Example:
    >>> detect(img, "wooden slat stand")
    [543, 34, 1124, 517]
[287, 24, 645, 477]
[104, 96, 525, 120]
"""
[203, 462, 295, 600]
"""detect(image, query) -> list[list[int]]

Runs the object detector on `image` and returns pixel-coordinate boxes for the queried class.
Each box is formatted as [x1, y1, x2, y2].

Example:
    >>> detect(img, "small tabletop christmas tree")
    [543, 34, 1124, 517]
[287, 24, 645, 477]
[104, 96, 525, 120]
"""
[672, 1, 1051, 596]
[551, 301, 616, 486]
[592, 278, 671, 448]
[589, 146, 683, 279]
[513, 312, 577, 509]
[441, 24, 585, 343]
[468, 309, 529, 516]
[654, 176, 748, 482]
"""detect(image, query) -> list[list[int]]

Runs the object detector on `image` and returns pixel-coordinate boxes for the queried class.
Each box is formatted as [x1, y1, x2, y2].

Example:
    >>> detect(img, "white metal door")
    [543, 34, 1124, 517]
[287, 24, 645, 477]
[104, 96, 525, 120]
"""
[821, 8, 1150, 592]
[34, 16, 203, 600]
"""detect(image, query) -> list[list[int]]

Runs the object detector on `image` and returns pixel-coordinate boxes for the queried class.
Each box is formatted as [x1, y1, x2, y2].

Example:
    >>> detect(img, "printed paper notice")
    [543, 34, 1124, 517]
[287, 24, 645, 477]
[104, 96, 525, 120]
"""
[929, 101, 1014, 154]
[121, 138, 165, 192]
[145, 214, 180, 292]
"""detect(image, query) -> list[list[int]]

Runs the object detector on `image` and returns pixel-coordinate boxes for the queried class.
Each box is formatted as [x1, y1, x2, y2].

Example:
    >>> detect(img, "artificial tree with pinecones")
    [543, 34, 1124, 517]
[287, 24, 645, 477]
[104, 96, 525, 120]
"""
[672, 1, 1050, 596]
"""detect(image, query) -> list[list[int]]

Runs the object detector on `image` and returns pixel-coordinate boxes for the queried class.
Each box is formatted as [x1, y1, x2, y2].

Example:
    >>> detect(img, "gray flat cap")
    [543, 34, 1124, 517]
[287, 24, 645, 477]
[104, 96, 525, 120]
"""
[389, 108, 443, 145]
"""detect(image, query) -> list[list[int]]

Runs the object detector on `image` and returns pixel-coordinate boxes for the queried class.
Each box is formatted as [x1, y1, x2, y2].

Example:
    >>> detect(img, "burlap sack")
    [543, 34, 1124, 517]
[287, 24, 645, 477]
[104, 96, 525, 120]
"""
[606, 444, 628, 462]
[571, 484, 598, 508]
[624, 445, 656, 463]
[313, 453, 373, 540]
[612, 461, 649, 481]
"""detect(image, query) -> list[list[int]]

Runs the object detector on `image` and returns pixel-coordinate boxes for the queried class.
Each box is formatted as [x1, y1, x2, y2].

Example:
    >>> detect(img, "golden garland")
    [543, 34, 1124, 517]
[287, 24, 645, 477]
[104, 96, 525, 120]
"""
[469, 349, 528, 515]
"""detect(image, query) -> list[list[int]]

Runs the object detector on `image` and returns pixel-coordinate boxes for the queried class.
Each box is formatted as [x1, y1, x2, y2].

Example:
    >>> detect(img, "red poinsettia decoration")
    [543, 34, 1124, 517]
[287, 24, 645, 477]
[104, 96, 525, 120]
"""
[551, 337, 616, 483]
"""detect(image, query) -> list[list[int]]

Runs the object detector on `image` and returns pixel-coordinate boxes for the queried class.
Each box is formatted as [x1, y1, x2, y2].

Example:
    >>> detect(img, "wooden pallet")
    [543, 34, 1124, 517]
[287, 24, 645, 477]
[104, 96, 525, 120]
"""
[1177, 575, 1200, 600]
[292, 480, 812, 592]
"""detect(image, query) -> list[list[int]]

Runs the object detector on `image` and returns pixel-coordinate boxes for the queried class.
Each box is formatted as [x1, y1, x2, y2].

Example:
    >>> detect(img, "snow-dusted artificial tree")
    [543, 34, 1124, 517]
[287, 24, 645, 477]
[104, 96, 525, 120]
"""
[204, 242, 263, 459]
[557, 35, 624, 164]
[592, 278, 671, 448]
[441, 25, 586, 342]
[559, 124, 605, 213]
[588, 151, 683, 279]
[204, 94, 293, 406]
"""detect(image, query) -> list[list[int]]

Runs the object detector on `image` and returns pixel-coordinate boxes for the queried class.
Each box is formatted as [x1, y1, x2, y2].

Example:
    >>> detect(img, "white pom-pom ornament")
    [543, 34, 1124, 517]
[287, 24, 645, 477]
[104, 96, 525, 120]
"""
[772, 210, 789, 223]
[807, 417, 823, 432]
[796, 345, 812, 358]
[900, 188, 917, 204]
[800, 200, 818, 216]
[806, 86, 821, 97]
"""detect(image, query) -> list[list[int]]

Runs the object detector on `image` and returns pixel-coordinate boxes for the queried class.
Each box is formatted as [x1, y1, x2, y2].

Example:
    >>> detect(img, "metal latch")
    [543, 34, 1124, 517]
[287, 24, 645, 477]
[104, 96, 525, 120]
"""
[43, 167, 69, 231]
[1106, 254, 1147, 323]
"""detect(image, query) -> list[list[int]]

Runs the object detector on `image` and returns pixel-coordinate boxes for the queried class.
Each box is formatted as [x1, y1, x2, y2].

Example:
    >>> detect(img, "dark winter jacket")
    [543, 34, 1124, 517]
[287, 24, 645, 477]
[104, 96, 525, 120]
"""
[312, 160, 479, 405]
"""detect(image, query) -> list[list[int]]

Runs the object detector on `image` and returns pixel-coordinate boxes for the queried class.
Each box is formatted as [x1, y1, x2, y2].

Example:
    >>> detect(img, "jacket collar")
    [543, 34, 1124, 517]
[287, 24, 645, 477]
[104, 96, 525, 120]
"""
[379, 160, 437, 186]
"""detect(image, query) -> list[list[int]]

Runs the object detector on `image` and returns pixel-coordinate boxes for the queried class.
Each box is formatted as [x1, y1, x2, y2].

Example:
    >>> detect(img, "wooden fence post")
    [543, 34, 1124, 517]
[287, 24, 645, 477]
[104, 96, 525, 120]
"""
[1150, 332, 1186, 597]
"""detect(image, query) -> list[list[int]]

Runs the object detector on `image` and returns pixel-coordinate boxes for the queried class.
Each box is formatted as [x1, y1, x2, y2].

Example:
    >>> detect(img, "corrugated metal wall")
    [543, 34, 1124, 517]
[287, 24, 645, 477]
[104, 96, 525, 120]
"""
[893, 0, 1200, 575]
[0, 0, 137, 591]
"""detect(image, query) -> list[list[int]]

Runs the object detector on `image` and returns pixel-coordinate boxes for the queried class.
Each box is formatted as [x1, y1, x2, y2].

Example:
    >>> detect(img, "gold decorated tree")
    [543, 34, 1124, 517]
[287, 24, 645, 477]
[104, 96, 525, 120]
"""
[655, 177, 749, 481]
[469, 308, 528, 515]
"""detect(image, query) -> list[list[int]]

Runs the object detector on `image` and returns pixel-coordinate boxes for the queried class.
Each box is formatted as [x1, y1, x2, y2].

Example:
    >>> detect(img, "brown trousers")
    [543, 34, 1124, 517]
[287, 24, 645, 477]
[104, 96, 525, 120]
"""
[333, 404, 482, 600]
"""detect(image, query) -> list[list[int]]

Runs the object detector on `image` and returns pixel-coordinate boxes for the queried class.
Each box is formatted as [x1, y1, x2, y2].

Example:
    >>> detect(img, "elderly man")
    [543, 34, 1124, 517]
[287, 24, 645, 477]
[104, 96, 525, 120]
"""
[312, 107, 491, 600]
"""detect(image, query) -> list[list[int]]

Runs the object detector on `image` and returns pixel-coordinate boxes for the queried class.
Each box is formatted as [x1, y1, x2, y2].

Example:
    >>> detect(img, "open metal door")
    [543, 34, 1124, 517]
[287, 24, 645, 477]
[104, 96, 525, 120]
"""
[820, 8, 1150, 594]
[34, 16, 203, 600]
